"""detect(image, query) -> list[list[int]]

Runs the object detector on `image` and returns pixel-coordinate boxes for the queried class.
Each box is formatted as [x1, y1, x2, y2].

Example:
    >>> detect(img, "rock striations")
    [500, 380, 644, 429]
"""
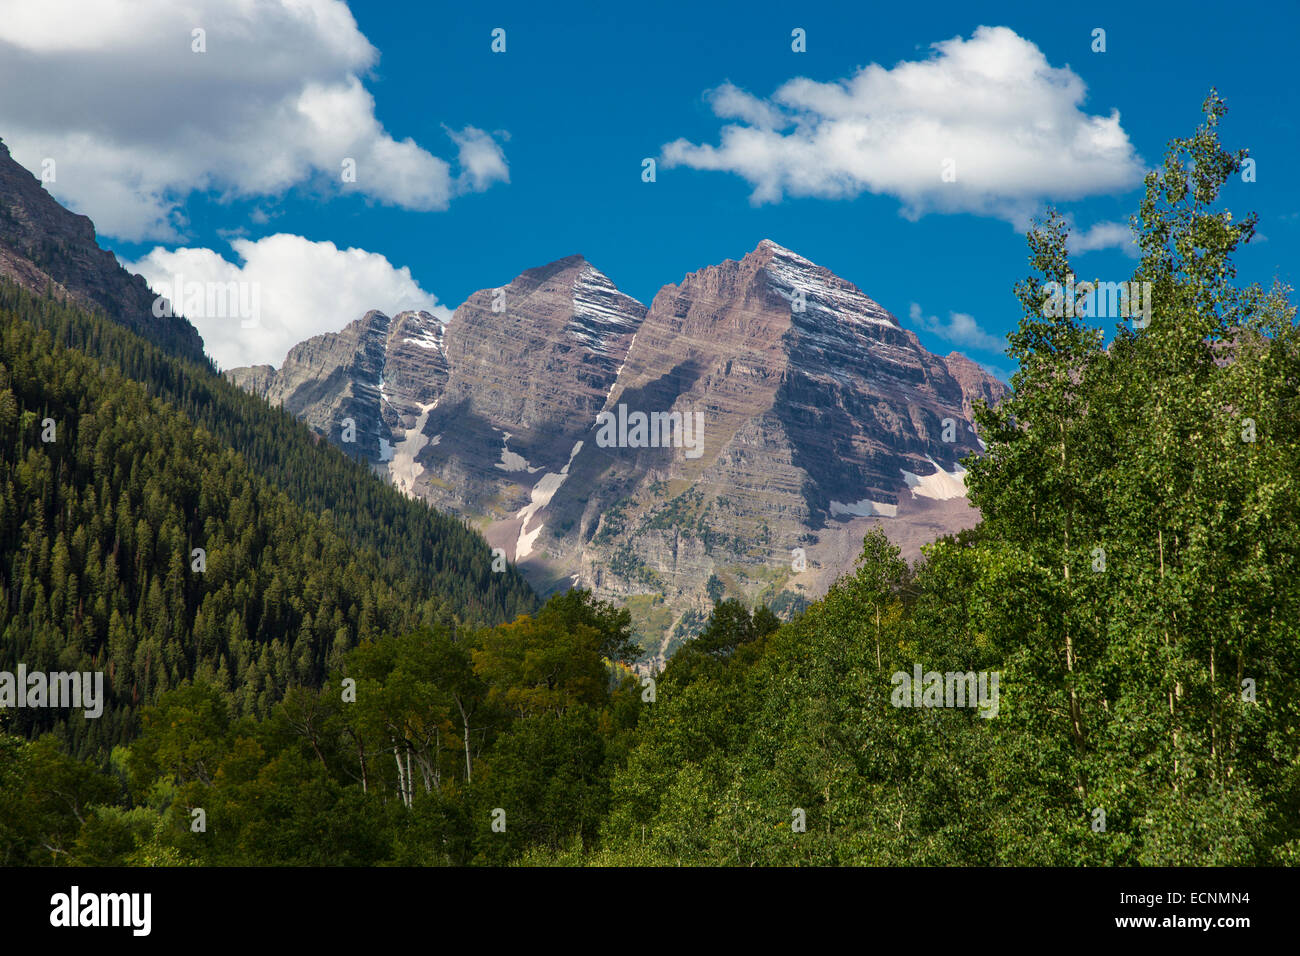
[227, 241, 1009, 662]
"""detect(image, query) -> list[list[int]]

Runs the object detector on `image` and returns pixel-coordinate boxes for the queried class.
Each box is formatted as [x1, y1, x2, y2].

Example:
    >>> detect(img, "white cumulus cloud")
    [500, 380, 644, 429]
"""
[662, 26, 1144, 225]
[908, 302, 1006, 354]
[125, 234, 450, 370]
[0, 0, 508, 240]
[1068, 219, 1139, 257]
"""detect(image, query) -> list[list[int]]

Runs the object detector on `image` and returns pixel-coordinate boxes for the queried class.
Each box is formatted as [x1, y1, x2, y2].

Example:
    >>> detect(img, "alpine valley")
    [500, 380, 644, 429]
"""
[226, 241, 1007, 662]
[2, 81, 1294, 871]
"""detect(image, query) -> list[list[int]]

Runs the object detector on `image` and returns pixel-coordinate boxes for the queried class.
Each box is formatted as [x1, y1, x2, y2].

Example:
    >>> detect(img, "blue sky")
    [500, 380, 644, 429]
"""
[1, 0, 1295, 376]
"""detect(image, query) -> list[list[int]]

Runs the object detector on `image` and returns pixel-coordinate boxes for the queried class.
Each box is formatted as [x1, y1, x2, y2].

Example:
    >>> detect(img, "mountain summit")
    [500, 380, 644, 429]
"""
[227, 241, 1008, 660]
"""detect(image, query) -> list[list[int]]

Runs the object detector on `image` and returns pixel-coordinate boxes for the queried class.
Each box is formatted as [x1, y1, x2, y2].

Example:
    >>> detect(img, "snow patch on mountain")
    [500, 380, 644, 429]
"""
[830, 498, 899, 518]
[495, 431, 542, 473]
[568, 264, 644, 356]
[900, 457, 968, 500]
[394, 310, 446, 353]
[514, 440, 585, 559]
[760, 240, 896, 330]
[387, 399, 440, 495]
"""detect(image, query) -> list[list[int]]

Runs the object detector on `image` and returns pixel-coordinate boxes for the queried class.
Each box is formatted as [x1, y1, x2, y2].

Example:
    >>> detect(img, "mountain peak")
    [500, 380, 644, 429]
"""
[569, 261, 644, 354]
[747, 240, 899, 331]
[510, 253, 587, 287]
[754, 238, 808, 260]
[223, 240, 1006, 657]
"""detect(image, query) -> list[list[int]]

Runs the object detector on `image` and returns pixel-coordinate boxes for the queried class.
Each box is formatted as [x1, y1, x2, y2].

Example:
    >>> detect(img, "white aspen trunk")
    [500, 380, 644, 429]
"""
[874, 604, 881, 672]
[393, 746, 407, 808]
[457, 698, 473, 783]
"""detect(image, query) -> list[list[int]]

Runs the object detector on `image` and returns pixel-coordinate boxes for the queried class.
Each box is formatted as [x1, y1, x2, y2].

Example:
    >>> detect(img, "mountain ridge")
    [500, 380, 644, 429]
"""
[228, 240, 1008, 660]
[0, 137, 208, 365]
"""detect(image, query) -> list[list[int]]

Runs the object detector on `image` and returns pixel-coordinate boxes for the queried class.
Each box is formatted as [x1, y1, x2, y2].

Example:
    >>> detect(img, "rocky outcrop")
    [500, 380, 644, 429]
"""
[225, 308, 450, 464]
[0, 137, 207, 364]
[943, 351, 1007, 420]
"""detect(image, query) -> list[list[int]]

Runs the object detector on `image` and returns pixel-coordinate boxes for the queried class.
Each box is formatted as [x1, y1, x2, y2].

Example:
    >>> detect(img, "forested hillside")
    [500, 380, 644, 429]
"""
[1, 94, 1296, 867]
[0, 283, 537, 627]
[0, 285, 536, 754]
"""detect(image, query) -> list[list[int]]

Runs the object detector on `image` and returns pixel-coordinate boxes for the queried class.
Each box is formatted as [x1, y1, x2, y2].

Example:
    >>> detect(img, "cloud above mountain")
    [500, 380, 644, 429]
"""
[662, 26, 1144, 226]
[0, 0, 508, 240]
[908, 302, 1006, 354]
[125, 234, 448, 369]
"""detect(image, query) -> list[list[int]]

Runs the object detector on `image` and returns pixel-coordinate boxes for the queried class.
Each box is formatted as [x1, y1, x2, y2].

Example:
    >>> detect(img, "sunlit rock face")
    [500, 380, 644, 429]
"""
[226, 241, 1007, 663]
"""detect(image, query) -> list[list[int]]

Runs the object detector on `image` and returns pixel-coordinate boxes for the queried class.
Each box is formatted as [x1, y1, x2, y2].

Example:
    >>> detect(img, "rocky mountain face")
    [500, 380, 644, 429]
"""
[227, 241, 1008, 662]
[226, 307, 448, 460]
[0, 137, 206, 364]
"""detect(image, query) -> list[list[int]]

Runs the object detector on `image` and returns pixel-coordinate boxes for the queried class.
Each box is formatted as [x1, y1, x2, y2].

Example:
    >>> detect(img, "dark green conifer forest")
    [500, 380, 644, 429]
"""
[1, 95, 1296, 866]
